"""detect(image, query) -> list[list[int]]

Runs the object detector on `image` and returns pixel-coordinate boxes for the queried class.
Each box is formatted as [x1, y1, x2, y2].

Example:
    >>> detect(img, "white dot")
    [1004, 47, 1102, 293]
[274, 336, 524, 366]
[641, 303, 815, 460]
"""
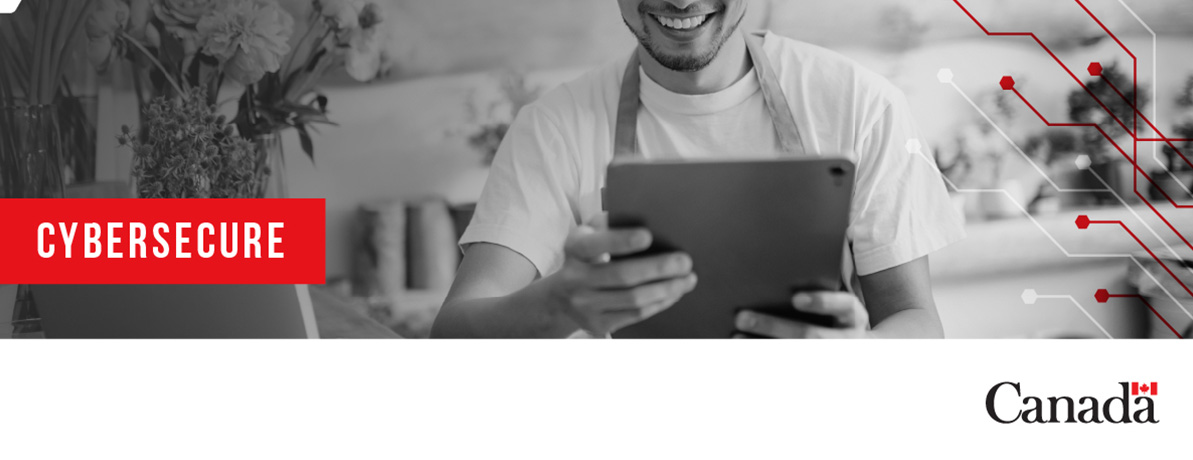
[1075, 155, 1092, 170]
[1021, 289, 1039, 305]
[937, 68, 955, 84]
[906, 139, 923, 154]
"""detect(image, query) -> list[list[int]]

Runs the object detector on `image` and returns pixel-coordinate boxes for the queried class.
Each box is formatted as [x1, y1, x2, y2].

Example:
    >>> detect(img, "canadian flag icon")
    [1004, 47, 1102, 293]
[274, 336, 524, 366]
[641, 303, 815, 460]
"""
[1132, 382, 1158, 396]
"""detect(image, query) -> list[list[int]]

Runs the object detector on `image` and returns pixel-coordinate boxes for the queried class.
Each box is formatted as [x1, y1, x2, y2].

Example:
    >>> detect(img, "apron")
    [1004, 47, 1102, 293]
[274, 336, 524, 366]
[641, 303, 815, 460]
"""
[607, 31, 857, 295]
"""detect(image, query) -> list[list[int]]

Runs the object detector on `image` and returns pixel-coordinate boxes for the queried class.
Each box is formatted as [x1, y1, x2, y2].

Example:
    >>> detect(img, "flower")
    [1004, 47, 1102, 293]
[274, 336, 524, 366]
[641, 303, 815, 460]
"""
[196, 0, 294, 85]
[316, 0, 358, 30]
[155, 0, 221, 55]
[85, 0, 130, 70]
[344, 27, 382, 81]
[343, 2, 385, 81]
[155, 0, 218, 27]
[126, 0, 152, 40]
[358, 1, 382, 29]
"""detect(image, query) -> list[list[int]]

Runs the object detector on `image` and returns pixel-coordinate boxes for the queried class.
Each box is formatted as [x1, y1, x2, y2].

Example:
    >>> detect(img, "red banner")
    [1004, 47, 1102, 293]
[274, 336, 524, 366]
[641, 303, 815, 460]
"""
[0, 199, 325, 284]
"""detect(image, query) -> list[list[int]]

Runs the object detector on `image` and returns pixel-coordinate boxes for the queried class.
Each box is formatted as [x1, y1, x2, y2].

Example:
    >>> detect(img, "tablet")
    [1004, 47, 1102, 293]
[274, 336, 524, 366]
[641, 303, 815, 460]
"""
[606, 157, 855, 339]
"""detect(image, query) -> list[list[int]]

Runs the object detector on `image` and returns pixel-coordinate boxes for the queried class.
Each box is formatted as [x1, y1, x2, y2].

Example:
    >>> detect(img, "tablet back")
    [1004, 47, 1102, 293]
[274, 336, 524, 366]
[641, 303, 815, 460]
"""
[607, 157, 855, 339]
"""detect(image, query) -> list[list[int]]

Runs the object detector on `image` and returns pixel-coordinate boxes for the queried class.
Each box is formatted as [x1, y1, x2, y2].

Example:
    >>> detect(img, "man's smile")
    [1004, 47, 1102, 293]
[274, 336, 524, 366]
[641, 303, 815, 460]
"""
[649, 12, 715, 31]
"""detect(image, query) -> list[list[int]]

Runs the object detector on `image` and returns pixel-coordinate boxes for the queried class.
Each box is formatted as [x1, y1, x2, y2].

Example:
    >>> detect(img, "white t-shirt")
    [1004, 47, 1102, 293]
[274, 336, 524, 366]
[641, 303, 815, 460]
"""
[461, 32, 965, 278]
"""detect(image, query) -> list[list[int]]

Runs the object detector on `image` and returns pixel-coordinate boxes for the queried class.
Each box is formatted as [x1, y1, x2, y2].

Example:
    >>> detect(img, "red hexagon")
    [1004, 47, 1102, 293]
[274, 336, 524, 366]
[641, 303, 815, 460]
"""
[1094, 289, 1111, 303]
[1088, 62, 1103, 77]
[1075, 215, 1091, 230]
[999, 76, 1016, 90]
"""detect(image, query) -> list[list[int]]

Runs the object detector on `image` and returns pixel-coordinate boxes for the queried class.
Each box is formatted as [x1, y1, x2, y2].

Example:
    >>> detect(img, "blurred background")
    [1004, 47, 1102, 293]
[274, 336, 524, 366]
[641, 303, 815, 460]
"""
[6, 0, 1193, 338]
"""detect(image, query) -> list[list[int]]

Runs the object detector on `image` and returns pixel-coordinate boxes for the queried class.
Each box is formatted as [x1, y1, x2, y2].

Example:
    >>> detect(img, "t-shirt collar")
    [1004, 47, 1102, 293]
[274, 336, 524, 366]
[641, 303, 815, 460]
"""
[638, 66, 761, 116]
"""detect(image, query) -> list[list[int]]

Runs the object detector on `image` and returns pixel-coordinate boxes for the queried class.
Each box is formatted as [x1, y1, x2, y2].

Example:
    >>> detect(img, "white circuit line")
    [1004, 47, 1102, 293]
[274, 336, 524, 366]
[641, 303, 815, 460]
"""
[945, 81, 1101, 192]
[943, 73, 1193, 316]
[1088, 167, 1193, 281]
[911, 149, 1193, 321]
[1092, 1, 1193, 196]
[1034, 294, 1115, 339]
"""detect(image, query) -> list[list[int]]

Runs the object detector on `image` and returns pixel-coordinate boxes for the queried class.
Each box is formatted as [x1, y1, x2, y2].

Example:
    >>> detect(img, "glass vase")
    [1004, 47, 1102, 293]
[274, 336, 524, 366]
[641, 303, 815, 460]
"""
[1, 102, 68, 338]
[255, 133, 288, 199]
[9, 285, 44, 339]
[0, 103, 67, 199]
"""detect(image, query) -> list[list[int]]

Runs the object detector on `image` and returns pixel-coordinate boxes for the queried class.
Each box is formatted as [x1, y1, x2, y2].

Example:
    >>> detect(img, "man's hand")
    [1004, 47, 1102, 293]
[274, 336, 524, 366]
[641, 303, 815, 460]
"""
[543, 224, 697, 336]
[734, 292, 869, 339]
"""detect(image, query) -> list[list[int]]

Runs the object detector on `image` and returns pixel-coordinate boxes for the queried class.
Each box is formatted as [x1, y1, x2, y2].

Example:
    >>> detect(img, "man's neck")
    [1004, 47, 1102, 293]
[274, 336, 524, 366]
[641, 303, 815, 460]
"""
[638, 32, 750, 96]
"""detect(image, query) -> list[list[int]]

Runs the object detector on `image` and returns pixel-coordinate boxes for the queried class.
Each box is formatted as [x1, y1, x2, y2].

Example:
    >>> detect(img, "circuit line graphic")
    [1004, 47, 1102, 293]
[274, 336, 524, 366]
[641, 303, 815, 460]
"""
[951, 0, 1192, 337]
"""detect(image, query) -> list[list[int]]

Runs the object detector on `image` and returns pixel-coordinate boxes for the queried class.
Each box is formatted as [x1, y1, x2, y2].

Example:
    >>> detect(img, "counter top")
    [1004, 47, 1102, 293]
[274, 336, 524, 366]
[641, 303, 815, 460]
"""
[929, 201, 1193, 281]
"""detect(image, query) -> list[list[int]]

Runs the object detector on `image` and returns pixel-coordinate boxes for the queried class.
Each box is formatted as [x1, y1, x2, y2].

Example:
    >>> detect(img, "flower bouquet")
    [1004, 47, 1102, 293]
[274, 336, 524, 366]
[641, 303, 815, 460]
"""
[87, 0, 388, 198]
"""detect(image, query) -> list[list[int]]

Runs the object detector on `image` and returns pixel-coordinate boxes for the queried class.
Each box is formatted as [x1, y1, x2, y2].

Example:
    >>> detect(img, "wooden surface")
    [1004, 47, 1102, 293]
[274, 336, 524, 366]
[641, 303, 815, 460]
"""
[311, 286, 402, 339]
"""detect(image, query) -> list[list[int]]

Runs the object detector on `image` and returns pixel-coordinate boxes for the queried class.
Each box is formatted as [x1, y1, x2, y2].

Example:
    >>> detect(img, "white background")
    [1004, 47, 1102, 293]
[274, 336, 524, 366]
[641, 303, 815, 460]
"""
[0, 340, 1187, 459]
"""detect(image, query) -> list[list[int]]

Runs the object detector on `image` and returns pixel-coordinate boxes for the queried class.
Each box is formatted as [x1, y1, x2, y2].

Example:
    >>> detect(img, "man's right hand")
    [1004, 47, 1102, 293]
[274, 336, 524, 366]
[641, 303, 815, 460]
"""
[543, 224, 697, 336]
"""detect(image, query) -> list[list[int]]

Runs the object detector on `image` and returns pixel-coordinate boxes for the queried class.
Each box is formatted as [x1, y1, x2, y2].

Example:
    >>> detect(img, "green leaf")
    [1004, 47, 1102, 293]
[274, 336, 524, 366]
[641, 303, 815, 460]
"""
[297, 124, 315, 162]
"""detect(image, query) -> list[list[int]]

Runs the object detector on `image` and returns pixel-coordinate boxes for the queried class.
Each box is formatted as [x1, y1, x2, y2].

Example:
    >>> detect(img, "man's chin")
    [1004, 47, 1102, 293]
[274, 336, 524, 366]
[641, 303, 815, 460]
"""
[647, 49, 716, 73]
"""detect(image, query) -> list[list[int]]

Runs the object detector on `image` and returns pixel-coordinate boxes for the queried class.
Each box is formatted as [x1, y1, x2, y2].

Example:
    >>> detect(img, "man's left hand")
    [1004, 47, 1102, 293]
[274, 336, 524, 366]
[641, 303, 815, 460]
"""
[734, 292, 870, 339]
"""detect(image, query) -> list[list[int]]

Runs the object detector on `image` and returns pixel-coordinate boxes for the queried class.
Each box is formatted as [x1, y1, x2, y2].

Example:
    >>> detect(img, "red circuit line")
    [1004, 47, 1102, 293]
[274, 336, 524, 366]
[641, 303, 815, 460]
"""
[1073, 0, 1193, 203]
[1074, 0, 1142, 193]
[1101, 77, 1193, 171]
[955, 0, 1193, 268]
[1088, 219, 1193, 300]
[959, 0, 1193, 337]
[952, 0, 1135, 137]
[1106, 294, 1184, 338]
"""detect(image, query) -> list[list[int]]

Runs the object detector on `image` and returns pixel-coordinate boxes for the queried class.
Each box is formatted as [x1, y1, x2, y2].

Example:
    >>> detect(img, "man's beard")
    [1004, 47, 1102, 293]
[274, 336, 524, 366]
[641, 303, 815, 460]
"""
[625, 9, 743, 73]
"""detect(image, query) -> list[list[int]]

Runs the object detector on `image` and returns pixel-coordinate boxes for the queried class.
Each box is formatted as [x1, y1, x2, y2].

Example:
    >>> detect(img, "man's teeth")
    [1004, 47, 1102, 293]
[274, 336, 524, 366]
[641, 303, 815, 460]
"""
[654, 14, 708, 30]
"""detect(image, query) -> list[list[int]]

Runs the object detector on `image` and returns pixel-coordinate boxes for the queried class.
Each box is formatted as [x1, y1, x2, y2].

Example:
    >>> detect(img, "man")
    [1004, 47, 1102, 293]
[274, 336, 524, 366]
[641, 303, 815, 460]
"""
[431, 0, 965, 338]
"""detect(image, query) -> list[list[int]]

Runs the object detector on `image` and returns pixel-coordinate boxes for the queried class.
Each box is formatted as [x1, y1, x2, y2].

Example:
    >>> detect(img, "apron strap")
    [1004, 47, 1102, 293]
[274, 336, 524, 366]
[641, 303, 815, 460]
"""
[614, 50, 643, 158]
[612, 31, 806, 158]
[743, 32, 805, 156]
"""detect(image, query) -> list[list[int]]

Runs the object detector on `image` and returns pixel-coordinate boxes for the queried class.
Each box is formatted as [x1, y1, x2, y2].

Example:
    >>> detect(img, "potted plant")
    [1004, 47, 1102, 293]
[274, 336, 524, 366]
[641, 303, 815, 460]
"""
[943, 87, 1045, 220]
[1150, 76, 1193, 201]
[1068, 62, 1149, 204]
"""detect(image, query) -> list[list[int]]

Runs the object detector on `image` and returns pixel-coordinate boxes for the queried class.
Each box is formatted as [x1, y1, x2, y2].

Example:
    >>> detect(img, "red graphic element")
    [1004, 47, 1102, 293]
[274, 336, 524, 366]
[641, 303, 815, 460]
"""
[1087, 218, 1193, 299]
[1132, 382, 1158, 396]
[999, 76, 1016, 90]
[955, 0, 1193, 338]
[0, 199, 326, 284]
[955, 0, 1193, 203]
[1075, 215, 1091, 230]
[1094, 289, 1110, 303]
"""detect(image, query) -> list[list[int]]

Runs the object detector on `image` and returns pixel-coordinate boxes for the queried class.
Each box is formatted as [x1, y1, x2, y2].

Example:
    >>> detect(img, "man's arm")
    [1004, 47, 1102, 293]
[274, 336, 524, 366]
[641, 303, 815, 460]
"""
[432, 228, 697, 339]
[860, 256, 944, 338]
[431, 243, 576, 339]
